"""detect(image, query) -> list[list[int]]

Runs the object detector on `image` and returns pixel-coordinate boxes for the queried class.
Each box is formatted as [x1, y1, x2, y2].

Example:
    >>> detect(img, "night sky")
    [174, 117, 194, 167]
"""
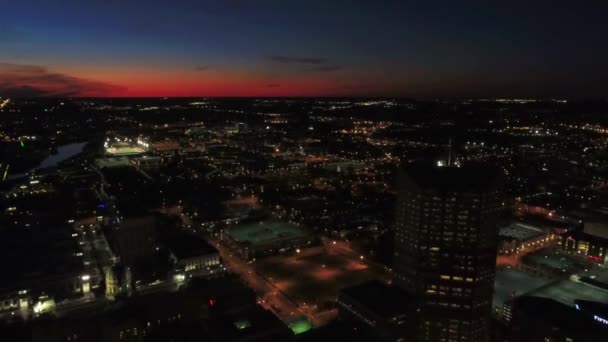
[1, 1, 607, 98]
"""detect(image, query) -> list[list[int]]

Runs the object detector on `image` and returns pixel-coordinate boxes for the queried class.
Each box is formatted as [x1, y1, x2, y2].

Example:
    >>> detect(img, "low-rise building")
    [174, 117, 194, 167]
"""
[498, 222, 556, 255]
[337, 280, 416, 342]
[560, 212, 608, 264]
[165, 232, 223, 277]
[222, 220, 314, 260]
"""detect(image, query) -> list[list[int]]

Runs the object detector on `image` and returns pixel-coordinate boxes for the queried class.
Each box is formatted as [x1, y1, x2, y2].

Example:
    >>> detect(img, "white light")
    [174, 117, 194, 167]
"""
[81, 275, 90, 281]
[594, 315, 608, 325]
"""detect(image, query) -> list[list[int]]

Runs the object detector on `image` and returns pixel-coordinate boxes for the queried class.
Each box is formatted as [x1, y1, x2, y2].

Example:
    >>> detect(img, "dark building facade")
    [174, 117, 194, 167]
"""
[393, 164, 504, 342]
[510, 296, 608, 342]
[107, 215, 157, 266]
[337, 280, 416, 342]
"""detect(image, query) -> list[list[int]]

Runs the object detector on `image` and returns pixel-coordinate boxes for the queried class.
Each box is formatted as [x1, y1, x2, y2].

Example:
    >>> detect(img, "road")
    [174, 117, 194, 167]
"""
[207, 236, 392, 327]
[496, 238, 559, 267]
[0, 98, 9, 110]
[207, 239, 308, 323]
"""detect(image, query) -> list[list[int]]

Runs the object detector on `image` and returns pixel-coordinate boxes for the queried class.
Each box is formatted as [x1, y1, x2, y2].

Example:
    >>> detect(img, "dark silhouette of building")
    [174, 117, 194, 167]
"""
[107, 215, 157, 267]
[510, 296, 608, 341]
[337, 280, 416, 341]
[393, 163, 504, 342]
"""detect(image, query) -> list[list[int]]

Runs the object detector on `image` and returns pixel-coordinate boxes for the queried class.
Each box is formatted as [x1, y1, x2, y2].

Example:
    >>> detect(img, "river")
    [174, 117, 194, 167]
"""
[8, 142, 87, 180]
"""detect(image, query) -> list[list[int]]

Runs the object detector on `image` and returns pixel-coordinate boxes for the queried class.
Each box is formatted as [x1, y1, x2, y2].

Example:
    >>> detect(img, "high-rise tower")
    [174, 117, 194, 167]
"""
[393, 163, 504, 342]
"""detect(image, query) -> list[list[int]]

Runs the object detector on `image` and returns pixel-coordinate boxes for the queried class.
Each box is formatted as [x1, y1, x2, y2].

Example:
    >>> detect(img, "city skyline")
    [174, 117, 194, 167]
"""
[2, 2, 608, 341]
[2, 97, 608, 341]
[1, 1, 608, 98]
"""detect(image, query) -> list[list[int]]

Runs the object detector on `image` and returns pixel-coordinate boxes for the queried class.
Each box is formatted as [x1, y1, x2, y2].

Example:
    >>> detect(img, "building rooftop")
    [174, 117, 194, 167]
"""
[514, 296, 608, 336]
[164, 232, 218, 260]
[523, 251, 583, 273]
[95, 157, 131, 168]
[493, 268, 553, 309]
[499, 223, 545, 241]
[526, 278, 608, 307]
[401, 162, 503, 193]
[583, 220, 608, 239]
[226, 220, 311, 247]
[340, 280, 414, 320]
[151, 141, 180, 152]
[209, 304, 293, 341]
[567, 230, 608, 245]
[295, 320, 374, 342]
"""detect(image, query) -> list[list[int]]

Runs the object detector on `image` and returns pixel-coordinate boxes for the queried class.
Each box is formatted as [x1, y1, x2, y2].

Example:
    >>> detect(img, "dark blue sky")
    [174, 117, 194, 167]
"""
[1, 0, 607, 97]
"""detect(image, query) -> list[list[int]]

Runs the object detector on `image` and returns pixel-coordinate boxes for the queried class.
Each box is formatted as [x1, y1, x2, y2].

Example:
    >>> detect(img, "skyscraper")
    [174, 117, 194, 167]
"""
[393, 163, 504, 342]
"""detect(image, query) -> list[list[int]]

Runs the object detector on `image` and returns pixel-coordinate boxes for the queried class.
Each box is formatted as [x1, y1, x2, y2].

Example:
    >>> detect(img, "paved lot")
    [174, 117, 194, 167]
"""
[254, 243, 392, 312]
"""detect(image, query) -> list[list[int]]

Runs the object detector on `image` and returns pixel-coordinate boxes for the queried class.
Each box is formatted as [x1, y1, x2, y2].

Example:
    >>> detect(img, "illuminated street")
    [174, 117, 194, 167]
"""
[211, 236, 393, 326]
[0, 98, 9, 110]
[208, 239, 308, 323]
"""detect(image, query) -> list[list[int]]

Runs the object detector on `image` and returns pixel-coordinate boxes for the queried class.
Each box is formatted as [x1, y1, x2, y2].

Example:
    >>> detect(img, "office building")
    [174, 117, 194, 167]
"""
[393, 163, 504, 342]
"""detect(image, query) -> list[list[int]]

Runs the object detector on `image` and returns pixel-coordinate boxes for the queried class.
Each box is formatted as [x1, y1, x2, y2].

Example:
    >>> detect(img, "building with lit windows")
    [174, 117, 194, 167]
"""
[560, 216, 608, 264]
[165, 232, 223, 277]
[498, 223, 557, 255]
[393, 163, 504, 342]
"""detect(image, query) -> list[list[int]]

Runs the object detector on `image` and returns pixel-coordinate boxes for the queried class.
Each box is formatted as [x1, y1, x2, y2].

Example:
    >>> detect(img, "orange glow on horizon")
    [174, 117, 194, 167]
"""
[2, 62, 390, 97]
